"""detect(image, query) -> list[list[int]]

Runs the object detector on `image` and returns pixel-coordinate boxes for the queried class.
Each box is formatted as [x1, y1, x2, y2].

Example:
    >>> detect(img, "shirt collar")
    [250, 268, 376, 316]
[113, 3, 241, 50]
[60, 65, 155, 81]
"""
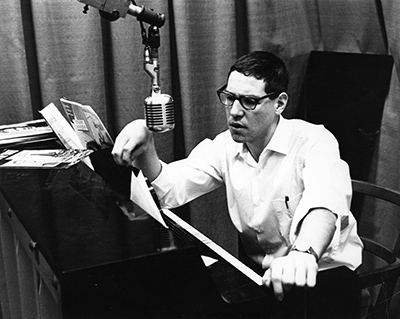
[265, 115, 290, 155]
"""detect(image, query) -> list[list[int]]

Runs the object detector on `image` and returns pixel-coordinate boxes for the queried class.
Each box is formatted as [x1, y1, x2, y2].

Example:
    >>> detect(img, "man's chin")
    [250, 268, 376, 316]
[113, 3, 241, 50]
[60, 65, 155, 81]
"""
[230, 132, 246, 144]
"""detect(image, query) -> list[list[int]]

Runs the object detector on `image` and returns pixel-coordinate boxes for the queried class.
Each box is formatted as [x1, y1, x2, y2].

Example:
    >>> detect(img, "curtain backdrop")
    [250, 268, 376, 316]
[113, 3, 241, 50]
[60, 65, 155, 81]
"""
[1, 1, 400, 312]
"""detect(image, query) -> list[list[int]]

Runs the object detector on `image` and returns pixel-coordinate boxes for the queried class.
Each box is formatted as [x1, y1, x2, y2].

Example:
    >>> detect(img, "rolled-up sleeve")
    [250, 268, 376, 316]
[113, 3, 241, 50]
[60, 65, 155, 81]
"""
[152, 138, 224, 209]
[289, 128, 355, 265]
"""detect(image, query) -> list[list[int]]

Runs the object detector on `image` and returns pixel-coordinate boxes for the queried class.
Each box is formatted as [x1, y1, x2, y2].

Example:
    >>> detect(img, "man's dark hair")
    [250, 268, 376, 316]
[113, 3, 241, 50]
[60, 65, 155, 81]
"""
[229, 51, 289, 97]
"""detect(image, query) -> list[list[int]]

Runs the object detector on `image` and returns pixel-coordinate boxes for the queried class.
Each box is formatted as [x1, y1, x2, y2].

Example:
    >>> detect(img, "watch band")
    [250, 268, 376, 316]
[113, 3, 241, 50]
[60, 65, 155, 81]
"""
[290, 245, 319, 263]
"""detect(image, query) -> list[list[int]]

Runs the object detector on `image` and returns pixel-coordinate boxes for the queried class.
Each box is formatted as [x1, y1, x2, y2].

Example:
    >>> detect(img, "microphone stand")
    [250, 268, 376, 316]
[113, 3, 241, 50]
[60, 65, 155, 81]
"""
[143, 25, 161, 96]
[79, 0, 173, 132]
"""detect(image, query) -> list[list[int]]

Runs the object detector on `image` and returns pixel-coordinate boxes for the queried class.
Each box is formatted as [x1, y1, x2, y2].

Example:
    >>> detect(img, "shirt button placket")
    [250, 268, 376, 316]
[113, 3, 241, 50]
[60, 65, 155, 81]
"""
[252, 175, 261, 207]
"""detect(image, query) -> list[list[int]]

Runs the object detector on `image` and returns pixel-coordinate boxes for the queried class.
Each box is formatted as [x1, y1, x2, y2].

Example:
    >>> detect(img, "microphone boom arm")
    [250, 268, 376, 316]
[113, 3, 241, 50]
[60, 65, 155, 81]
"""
[77, 0, 173, 133]
[78, 0, 165, 27]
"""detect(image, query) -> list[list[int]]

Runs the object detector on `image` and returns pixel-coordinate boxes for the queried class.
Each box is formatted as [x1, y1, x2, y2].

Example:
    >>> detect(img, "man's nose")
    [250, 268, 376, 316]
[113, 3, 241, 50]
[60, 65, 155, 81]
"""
[230, 99, 245, 117]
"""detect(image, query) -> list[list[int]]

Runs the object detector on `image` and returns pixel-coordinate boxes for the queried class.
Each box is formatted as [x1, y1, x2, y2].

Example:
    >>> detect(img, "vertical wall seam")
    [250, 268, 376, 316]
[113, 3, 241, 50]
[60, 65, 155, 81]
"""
[20, 0, 43, 118]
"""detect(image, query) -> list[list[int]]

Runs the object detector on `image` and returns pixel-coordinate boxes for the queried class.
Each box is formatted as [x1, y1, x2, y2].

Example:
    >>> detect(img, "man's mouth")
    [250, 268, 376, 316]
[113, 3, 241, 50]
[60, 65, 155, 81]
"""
[229, 122, 244, 129]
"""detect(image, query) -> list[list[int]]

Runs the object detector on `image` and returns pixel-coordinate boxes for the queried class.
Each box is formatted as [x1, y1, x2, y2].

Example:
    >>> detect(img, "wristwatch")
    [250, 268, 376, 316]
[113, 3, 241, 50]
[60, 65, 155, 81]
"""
[290, 245, 319, 263]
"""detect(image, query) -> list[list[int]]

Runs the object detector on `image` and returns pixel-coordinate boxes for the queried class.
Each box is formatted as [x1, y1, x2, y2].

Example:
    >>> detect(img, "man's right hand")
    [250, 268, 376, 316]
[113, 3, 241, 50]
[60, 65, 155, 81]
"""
[112, 119, 162, 181]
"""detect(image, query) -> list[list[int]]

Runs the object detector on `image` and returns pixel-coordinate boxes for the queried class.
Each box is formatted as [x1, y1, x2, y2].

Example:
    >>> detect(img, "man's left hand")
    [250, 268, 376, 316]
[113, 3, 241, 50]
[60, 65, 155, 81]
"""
[262, 251, 318, 301]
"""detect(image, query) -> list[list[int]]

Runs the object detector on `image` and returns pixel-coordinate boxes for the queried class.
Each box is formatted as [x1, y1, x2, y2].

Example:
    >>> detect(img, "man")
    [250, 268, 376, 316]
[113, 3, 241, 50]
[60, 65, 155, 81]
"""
[112, 51, 363, 318]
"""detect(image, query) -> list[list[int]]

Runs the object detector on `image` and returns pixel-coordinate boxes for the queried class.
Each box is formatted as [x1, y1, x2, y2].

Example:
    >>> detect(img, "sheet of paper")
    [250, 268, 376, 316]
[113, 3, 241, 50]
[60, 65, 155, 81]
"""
[60, 98, 114, 149]
[130, 170, 167, 228]
[39, 103, 94, 170]
[39, 103, 85, 150]
[201, 255, 218, 267]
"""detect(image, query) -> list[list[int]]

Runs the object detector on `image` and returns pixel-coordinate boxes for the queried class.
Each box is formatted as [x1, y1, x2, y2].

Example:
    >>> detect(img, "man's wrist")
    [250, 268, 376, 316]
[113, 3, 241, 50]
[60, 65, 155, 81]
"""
[290, 244, 319, 263]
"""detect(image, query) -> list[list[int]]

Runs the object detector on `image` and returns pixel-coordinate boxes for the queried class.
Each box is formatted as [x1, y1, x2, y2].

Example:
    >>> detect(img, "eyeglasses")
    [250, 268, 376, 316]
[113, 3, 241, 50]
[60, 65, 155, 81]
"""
[216, 85, 276, 110]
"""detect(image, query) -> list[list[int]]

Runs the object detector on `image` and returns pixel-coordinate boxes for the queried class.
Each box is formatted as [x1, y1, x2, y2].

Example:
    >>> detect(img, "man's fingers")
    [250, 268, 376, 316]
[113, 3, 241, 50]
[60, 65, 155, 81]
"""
[262, 261, 288, 301]
[262, 254, 319, 301]
[306, 263, 318, 287]
[112, 120, 148, 166]
[270, 261, 285, 301]
[262, 268, 271, 287]
[112, 135, 129, 165]
[281, 266, 295, 293]
[294, 262, 307, 287]
[120, 140, 144, 166]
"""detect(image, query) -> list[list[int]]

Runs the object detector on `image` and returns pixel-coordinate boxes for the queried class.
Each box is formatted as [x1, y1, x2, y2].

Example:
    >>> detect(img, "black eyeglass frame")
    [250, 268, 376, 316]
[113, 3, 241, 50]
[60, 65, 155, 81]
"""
[216, 84, 277, 111]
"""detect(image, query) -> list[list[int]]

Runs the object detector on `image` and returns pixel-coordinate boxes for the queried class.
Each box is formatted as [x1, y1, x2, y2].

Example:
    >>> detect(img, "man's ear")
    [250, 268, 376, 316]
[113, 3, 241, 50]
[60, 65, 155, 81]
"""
[275, 92, 288, 115]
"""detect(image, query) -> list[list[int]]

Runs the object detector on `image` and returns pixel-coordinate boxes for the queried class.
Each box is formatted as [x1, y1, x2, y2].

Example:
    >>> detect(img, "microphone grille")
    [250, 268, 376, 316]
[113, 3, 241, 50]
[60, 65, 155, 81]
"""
[144, 94, 174, 133]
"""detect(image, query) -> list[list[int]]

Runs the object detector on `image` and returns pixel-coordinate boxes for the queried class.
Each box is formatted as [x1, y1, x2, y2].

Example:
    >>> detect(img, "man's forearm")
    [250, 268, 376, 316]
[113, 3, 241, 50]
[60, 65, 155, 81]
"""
[134, 140, 162, 182]
[291, 208, 337, 260]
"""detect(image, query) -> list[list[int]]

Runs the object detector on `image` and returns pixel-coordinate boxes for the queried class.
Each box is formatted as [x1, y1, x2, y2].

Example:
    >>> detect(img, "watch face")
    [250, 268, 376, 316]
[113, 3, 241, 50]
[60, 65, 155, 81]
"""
[292, 244, 310, 252]
[291, 245, 319, 262]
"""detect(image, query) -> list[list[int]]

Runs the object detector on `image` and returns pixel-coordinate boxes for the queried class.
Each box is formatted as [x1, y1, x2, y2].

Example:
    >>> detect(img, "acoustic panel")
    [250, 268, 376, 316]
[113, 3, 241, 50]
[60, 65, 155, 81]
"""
[298, 51, 393, 181]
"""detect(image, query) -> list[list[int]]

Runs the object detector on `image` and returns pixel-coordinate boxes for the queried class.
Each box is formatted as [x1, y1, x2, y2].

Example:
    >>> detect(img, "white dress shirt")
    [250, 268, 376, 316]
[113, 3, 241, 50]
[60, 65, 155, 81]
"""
[152, 116, 363, 271]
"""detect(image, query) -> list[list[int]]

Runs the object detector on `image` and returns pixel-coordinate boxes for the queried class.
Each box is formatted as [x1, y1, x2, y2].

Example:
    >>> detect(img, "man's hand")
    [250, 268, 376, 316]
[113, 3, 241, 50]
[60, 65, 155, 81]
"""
[261, 208, 336, 301]
[112, 119, 152, 166]
[112, 119, 161, 181]
[262, 250, 318, 301]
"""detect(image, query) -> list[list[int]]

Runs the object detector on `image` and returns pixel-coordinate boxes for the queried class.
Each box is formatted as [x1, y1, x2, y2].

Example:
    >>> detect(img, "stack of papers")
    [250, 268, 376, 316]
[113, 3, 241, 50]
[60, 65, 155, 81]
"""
[0, 119, 56, 148]
[0, 149, 93, 169]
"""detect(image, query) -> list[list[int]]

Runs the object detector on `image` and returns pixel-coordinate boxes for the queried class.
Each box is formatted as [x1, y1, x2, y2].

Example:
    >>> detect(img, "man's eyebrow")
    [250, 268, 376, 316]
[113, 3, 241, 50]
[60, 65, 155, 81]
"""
[224, 89, 260, 98]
